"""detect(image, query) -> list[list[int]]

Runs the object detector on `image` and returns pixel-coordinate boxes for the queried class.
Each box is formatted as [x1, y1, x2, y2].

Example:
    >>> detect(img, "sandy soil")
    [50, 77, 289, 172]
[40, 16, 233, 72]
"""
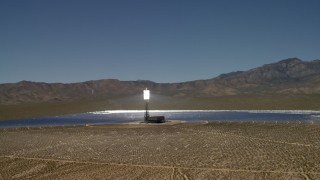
[0, 122, 320, 179]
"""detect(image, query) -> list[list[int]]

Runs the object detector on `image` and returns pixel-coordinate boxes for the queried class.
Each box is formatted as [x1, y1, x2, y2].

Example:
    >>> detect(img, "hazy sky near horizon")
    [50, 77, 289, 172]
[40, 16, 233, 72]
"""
[1, 0, 320, 84]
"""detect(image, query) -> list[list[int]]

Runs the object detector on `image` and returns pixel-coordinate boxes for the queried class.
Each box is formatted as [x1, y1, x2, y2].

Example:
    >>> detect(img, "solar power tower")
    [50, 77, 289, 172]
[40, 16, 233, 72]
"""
[143, 88, 165, 123]
[143, 88, 150, 122]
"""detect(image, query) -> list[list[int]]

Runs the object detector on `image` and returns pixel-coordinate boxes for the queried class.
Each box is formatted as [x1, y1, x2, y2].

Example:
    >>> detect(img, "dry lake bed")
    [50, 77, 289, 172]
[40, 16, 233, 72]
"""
[0, 122, 320, 179]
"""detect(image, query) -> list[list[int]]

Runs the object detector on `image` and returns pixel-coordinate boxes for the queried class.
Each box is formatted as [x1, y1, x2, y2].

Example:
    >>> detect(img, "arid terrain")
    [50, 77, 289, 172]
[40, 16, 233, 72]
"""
[1, 58, 320, 120]
[0, 122, 320, 179]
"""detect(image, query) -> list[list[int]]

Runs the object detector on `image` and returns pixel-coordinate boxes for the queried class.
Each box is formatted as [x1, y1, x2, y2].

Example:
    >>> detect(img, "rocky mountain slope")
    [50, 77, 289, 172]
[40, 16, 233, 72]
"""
[208, 58, 320, 95]
[1, 58, 320, 105]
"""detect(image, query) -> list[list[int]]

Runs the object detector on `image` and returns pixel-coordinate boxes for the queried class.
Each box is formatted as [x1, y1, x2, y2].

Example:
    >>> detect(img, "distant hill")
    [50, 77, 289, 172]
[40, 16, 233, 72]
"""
[208, 58, 320, 95]
[1, 58, 320, 105]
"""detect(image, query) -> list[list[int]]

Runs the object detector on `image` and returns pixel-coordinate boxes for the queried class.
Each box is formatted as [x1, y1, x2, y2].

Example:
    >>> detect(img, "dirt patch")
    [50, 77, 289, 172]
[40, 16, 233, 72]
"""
[0, 122, 319, 179]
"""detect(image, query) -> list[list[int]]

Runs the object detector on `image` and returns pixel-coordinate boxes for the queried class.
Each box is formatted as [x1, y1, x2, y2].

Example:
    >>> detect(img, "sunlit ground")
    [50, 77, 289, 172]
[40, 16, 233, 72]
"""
[0, 122, 319, 179]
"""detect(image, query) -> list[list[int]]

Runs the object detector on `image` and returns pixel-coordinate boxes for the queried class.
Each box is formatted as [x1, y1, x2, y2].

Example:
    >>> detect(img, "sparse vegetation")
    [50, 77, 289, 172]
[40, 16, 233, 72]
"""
[1, 94, 320, 120]
[0, 122, 319, 179]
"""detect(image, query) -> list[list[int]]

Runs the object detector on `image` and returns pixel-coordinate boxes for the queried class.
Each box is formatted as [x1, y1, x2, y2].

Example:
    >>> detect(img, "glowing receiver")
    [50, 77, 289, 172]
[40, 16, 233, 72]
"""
[143, 88, 150, 100]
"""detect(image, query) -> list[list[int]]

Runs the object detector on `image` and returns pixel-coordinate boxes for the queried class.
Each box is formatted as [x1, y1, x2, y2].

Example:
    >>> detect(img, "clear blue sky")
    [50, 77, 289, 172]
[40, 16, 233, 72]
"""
[1, 0, 320, 83]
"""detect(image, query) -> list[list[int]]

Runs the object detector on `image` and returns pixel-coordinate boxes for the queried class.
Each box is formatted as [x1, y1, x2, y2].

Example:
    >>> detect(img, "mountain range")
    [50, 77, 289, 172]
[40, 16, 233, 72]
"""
[1, 58, 320, 105]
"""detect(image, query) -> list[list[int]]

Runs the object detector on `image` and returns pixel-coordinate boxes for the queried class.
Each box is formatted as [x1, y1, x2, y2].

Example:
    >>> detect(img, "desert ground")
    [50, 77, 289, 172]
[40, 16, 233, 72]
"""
[0, 122, 320, 179]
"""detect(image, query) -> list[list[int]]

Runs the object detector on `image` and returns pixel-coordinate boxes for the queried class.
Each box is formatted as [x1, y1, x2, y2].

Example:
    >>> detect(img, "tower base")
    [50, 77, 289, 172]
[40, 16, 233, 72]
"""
[145, 116, 165, 123]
